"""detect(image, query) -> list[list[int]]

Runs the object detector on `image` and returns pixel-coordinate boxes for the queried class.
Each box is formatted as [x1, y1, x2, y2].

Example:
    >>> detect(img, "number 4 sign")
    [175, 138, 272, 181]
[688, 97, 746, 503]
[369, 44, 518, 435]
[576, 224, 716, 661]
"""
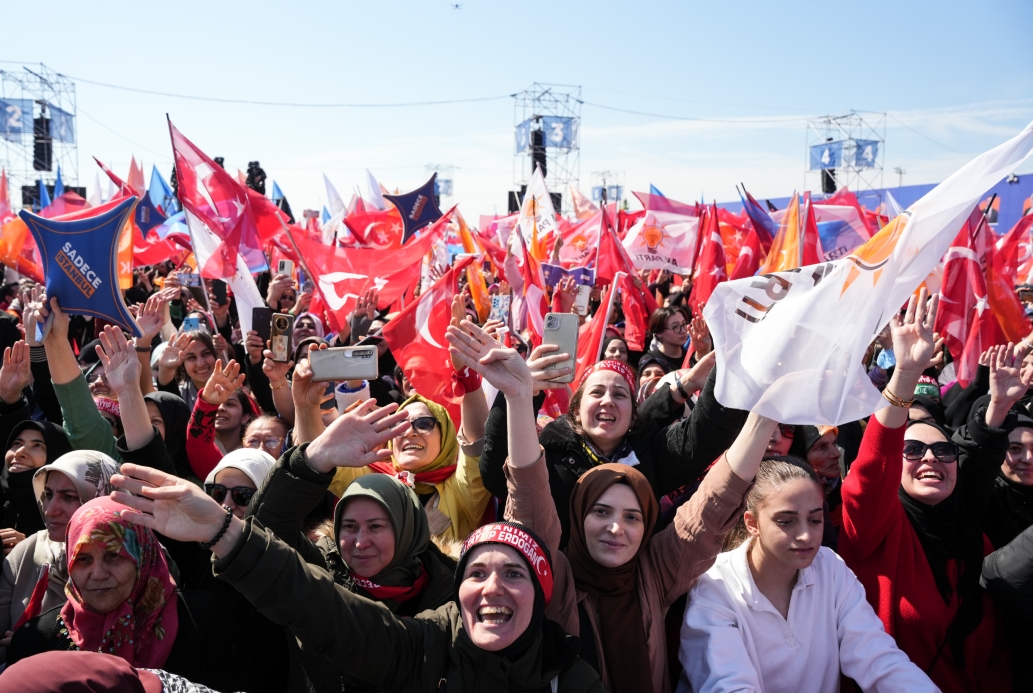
[854, 140, 879, 168]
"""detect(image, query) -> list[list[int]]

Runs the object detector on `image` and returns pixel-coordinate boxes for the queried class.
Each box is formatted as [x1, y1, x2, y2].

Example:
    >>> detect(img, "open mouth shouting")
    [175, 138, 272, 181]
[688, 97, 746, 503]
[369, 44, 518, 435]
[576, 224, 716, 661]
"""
[477, 605, 513, 625]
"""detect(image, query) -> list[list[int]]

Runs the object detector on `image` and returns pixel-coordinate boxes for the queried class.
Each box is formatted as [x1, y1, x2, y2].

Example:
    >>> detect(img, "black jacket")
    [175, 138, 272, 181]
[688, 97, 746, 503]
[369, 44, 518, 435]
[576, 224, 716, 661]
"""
[983, 473, 1033, 550]
[481, 370, 747, 547]
[7, 590, 245, 692]
[248, 447, 457, 693]
[214, 518, 603, 693]
[981, 523, 1033, 691]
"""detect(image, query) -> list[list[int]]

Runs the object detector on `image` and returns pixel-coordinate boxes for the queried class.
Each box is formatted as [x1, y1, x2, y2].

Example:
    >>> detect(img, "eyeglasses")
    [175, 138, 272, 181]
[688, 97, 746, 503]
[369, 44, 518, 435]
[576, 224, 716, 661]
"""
[665, 322, 688, 333]
[244, 437, 284, 453]
[205, 484, 256, 507]
[778, 424, 796, 438]
[408, 416, 438, 435]
[902, 440, 959, 464]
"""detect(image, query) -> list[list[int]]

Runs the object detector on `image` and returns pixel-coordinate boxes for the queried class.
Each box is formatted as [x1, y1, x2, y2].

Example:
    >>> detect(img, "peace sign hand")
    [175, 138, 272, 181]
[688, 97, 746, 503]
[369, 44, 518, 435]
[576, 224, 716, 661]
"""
[200, 359, 245, 407]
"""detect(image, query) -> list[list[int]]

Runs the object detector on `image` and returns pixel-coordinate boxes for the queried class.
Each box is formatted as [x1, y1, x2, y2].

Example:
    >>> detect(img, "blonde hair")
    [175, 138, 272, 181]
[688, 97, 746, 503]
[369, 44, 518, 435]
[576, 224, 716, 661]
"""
[723, 456, 821, 551]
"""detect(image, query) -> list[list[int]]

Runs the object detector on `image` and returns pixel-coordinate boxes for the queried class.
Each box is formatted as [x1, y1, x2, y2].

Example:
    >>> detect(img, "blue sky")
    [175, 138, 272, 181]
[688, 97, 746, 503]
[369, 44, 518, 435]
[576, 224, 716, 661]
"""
[2, 0, 1032, 217]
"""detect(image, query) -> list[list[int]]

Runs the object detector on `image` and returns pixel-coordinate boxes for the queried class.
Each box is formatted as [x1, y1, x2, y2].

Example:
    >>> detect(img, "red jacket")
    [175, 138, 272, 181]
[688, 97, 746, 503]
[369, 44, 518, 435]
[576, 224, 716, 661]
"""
[186, 395, 223, 480]
[839, 417, 1010, 693]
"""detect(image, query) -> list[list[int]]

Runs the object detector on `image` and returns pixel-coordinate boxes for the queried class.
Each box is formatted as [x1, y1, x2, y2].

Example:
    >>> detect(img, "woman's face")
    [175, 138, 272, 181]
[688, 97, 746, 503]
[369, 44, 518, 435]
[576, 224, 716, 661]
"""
[243, 418, 287, 457]
[279, 289, 297, 312]
[215, 396, 247, 435]
[459, 545, 535, 652]
[42, 471, 82, 543]
[766, 424, 794, 457]
[5, 428, 47, 473]
[603, 339, 628, 363]
[578, 371, 633, 450]
[294, 316, 318, 342]
[183, 339, 216, 386]
[1003, 427, 1033, 486]
[660, 312, 688, 348]
[583, 483, 645, 568]
[901, 423, 956, 505]
[144, 401, 166, 440]
[393, 402, 442, 471]
[806, 432, 841, 481]
[638, 364, 666, 388]
[337, 497, 396, 579]
[213, 467, 256, 519]
[745, 478, 824, 571]
[69, 543, 137, 613]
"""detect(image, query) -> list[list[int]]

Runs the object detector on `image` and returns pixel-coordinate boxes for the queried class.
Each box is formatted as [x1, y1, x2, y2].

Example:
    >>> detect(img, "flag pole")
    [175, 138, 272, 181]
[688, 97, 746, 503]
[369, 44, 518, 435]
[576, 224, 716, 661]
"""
[275, 212, 319, 290]
[969, 193, 997, 243]
[593, 271, 624, 364]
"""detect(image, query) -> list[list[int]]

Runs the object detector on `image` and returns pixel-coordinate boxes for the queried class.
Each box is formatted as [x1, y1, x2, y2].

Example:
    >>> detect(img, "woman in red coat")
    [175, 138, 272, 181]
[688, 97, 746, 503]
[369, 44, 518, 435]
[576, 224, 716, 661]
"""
[840, 290, 1029, 692]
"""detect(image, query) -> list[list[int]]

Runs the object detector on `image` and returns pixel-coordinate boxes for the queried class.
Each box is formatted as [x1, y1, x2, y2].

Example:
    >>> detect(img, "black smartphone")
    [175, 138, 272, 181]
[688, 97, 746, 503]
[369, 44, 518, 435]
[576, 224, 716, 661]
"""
[212, 280, 227, 305]
[252, 307, 273, 343]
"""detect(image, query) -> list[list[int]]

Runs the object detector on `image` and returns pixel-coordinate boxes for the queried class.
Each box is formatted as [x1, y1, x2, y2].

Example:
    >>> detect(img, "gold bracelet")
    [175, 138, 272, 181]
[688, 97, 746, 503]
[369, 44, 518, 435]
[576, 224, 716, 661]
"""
[269, 381, 286, 390]
[883, 387, 914, 409]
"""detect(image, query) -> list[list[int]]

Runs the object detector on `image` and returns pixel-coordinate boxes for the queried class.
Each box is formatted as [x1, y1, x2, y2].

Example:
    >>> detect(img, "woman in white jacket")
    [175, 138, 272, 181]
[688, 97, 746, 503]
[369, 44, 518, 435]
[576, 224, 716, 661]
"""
[678, 457, 937, 693]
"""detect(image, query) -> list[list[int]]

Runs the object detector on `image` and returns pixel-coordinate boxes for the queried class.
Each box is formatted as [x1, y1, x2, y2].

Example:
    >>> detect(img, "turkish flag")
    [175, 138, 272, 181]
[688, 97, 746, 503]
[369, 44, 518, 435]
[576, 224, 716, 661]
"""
[689, 205, 728, 315]
[728, 229, 764, 280]
[383, 256, 476, 424]
[344, 207, 403, 250]
[573, 276, 621, 386]
[989, 215, 1033, 343]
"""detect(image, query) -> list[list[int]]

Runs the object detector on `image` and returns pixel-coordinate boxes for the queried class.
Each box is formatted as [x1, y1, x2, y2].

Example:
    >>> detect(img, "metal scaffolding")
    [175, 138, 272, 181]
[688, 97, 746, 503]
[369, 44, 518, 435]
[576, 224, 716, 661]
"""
[512, 83, 581, 212]
[0, 64, 79, 210]
[804, 111, 885, 208]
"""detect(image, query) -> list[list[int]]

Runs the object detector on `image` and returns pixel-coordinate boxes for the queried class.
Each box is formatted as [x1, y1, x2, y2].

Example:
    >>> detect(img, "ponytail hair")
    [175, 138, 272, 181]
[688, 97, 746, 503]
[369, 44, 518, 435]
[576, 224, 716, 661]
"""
[723, 456, 821, 551]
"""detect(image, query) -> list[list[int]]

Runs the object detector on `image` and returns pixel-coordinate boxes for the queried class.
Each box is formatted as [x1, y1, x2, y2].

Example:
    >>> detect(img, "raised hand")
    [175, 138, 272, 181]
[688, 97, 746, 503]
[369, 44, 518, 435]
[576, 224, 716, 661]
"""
[22, 286, 43, 347]
[212, 333, 232, 362]
[482, 319, 507, 342]
[676, 350, 717, 396]
[0, 341, 32, 405]
[526, 343, 573, 394]
[159, 332, 191, 370]
[25, 294, 70, 347]
[988, 342, 1033, 412]
[111, 464, 232, 544]
[262, 348, 293, 388]
[890, 288, 939, 375]
[553, 276, 578, 315]
[244, 330, 265, 365]
[266, 273, 293, 307]
[446, 319, 533, 399]
[499, 281, 512, 297]
[136, 289, 176, 344]
[304, 399, 411, 473]
[200, 359, 245, 406]
[292, 343, 329, 409]
[95, 326, 142, 396]
[688, 315, 713, 357]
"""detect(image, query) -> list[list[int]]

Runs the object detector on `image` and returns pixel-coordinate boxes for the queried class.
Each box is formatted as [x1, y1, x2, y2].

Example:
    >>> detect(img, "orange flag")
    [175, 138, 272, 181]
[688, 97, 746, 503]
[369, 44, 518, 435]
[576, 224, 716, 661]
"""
[457, 211, 491, 322]
[759, 192, 802, 274]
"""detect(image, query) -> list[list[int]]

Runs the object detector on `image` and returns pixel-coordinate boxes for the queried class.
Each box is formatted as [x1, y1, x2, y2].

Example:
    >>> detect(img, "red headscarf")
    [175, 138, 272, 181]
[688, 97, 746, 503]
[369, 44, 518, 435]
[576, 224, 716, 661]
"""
[578, 359, 637, 394]
[61, 498, 179, 668]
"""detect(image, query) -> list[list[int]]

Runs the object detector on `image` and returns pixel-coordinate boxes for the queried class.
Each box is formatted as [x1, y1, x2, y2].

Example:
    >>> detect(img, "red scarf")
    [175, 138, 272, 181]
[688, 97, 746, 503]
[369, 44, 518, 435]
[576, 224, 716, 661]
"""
[368, 461, 457, 488]
[349, 564, 429, 603]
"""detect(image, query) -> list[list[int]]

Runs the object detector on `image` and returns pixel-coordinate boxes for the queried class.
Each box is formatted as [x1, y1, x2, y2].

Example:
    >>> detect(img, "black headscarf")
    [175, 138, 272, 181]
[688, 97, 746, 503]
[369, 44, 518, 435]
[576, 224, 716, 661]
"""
[143, 392, 190, 479]
[911, 395, 947, 428]
[2, 420, 72, 535]
[898, 419, 984, 668]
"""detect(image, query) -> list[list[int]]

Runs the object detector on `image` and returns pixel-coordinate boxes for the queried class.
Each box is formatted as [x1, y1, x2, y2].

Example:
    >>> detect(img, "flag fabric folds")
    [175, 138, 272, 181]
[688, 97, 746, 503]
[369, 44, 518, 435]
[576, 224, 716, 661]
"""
[704, 120, 1033, 425]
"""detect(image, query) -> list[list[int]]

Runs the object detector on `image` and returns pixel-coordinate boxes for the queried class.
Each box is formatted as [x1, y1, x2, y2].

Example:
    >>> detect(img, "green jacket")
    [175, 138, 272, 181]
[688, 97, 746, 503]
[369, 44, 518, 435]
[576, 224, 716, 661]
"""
[214, 519, 604, 693]
[53, 373, 121, 462]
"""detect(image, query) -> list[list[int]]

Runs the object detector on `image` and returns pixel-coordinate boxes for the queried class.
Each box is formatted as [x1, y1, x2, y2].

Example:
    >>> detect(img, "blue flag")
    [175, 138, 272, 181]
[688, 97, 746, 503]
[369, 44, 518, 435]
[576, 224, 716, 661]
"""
[541, 263, 595, 288]
[383, 174, 443, 245]
[54, 167, 65, 198]
[148, 166, 178, 215]
[37, 179, 52, 211]
[321, 206, 331, 225]
[649, 184, 665, 197]
[271, 181, 285, 203]
[20, 197, 142, 337]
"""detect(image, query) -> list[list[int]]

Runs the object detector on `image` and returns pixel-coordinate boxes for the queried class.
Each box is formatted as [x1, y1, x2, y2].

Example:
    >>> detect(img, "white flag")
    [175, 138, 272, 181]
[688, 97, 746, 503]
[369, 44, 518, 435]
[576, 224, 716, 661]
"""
[366, 169, 387, 211]
[704, 120, 1033, 425]
[622, 211, 699, 274]
[324, 174, 345, 216]
[517, 165, 558, 245]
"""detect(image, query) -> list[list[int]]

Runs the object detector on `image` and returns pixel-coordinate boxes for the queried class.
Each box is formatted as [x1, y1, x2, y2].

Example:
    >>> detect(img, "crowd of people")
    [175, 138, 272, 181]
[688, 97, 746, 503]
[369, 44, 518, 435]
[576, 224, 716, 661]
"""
[0, 253, 1031, 693]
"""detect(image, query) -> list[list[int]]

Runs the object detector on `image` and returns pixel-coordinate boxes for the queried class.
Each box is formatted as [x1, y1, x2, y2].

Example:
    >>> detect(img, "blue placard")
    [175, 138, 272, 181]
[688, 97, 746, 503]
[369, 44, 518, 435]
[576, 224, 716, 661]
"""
[50, 106, 75, 143]
[809, 141, 843, 171]
[383, 174, 443, 245]
[854, 139, 879, 168]
[434, 178, 453, 196]
[515, 119, 532, 154]
[0, 99, 34, 142]
[542, 116, 576, 150]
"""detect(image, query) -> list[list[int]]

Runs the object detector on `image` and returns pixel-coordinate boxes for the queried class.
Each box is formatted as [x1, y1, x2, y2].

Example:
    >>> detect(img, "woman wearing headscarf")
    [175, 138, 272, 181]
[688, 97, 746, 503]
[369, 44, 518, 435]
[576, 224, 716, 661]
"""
[788, 424, 845, 542]
[983, 413, 1033, 549]
[454, 321, 770, 693]
[7, 497, 244, 691]
[839, 291, 1020, 692]
[0, 451, 119, 660]
[0, 650, 225, 693]
[1, 421, 72, 540]
[108, 434, 605, 692]
[141, 393, 190, 481]
[249, 458, 455, 693]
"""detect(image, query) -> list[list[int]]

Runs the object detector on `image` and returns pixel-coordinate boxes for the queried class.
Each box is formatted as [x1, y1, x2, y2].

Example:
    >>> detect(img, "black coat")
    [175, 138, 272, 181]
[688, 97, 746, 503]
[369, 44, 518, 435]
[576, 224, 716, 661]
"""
[981, 523, 1033, 691]
[7, 590, 245, 692]
[480, 370, 747, 547]
[248, 447, 457, 693]
[983, 473, 1033, 550]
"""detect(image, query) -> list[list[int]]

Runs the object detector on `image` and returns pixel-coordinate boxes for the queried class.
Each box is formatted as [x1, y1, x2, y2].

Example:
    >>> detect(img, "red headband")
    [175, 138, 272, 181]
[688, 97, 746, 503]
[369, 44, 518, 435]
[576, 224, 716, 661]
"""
[94, 397, 121, 419]
[578, 359, 637, 394]
[462, 523, 553, 605]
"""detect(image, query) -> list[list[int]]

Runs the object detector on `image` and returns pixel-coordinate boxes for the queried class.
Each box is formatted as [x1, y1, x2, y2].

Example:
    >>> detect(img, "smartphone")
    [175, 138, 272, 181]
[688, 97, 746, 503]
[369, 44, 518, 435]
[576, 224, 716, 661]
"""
[270, 313, 295, 362]
[542, 313, 579, 384]
[178, 273, 202, 287]
[212, 279, 227, 305]
[309, 346, 380, 382]
[277, 260, 295, 277]
[252, 307, 273, 343]
[489, 295, 511, 324]
[182, 316, 201, 333]
[574, 284, 591, 316]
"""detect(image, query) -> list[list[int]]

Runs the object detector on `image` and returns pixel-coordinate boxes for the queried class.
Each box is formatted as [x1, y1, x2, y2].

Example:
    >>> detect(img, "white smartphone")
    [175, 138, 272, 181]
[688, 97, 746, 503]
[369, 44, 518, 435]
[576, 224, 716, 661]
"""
[574, 284, 591, 316]
[277, 259, 295, 277]
[309, 347, 380, 382]
[542, 312, 579, 384]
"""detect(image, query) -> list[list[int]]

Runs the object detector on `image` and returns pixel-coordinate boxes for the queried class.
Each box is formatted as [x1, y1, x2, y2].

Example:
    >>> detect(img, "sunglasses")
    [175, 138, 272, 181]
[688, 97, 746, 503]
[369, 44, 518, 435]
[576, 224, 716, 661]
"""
[408, 416, 438, 435]
[778, 424, 796, 438]
[205, 484, 256, 507]
[902, 440, 959, 464]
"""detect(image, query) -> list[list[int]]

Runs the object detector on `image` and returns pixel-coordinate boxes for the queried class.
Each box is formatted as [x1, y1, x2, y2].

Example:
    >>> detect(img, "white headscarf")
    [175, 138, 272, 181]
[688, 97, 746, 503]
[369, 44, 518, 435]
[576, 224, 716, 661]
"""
[32, 450, 120, 518]
[204, 448, 276, 488]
